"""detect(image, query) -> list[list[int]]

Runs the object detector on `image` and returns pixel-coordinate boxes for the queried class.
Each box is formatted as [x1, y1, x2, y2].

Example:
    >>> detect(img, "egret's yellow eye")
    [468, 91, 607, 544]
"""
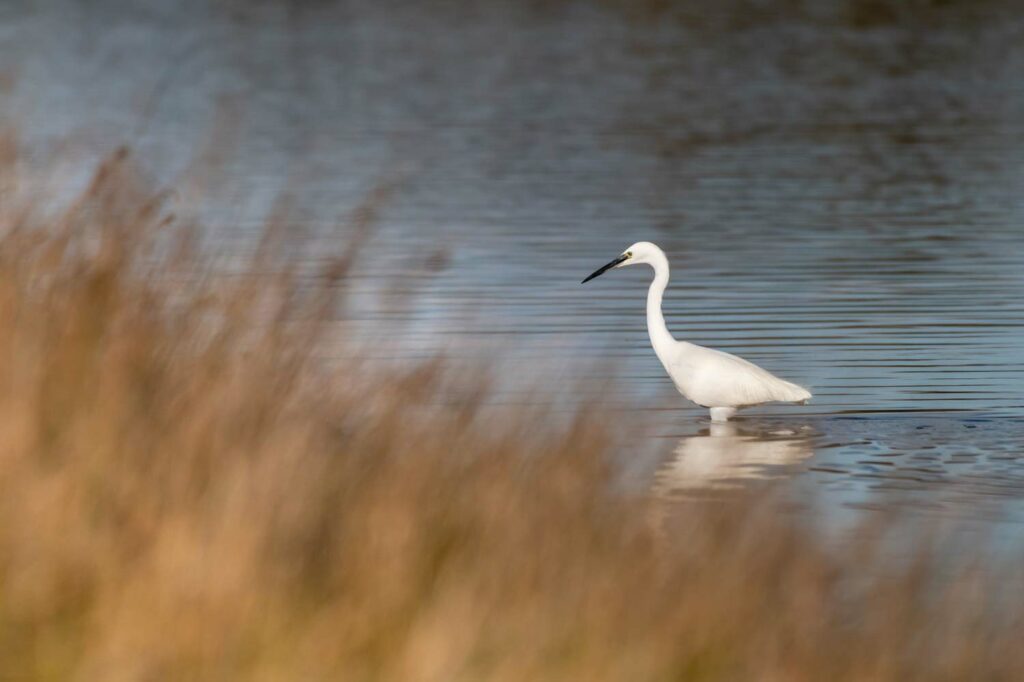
[626, 251, 633, 258]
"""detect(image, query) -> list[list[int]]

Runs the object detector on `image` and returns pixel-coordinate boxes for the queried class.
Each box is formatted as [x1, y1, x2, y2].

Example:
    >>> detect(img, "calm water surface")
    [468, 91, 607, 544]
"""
[5, 0, 1024, 523]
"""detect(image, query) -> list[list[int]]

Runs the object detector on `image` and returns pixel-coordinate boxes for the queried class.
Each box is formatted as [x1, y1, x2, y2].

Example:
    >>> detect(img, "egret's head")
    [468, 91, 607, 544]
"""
[581, 241, 660, 283]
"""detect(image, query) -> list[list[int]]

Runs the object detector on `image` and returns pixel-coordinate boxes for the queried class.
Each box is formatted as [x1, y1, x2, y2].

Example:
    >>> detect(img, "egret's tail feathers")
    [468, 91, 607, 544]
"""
[777, 381, 812, 405]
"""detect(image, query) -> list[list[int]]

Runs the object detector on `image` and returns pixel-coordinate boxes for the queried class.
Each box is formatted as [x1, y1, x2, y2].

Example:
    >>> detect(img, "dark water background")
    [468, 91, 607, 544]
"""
[4, 0, 1024, 523]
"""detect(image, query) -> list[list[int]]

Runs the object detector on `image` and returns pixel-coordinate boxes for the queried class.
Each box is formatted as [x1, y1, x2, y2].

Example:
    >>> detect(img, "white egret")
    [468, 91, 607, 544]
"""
[582, 241, 811, 422]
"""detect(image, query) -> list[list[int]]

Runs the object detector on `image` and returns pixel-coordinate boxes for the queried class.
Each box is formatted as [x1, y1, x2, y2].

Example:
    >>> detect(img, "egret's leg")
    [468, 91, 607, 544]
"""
[709, 407, 736, 423]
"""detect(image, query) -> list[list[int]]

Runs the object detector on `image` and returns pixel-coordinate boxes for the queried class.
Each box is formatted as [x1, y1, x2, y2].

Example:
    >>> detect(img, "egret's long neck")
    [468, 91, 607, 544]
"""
[646, 252, 676, 362]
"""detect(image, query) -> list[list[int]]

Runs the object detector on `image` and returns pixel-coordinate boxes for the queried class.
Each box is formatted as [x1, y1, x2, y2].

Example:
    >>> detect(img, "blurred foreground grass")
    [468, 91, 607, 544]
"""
[0, 149, 1021, 680]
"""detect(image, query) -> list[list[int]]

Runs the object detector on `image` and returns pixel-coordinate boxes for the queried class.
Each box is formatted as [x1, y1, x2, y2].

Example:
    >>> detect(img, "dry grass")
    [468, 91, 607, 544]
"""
[0, 148, 1021, 680]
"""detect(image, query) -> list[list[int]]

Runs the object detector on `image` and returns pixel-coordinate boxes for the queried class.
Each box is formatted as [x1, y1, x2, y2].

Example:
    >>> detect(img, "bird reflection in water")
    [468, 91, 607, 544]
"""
[648, 421, 817, 541]
[653, 421, 817, 497]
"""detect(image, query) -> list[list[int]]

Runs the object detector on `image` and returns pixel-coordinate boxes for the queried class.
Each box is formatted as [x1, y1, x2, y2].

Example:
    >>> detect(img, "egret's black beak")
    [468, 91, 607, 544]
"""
[581, 254, 628, 284]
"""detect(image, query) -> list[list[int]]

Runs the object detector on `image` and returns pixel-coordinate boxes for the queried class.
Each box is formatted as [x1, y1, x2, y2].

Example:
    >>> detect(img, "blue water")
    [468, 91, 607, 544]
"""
[6, 0, 1024, 523]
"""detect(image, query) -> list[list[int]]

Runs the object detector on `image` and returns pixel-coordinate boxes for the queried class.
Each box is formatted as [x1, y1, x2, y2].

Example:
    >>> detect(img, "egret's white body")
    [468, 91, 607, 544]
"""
[582, 241, 811, 422]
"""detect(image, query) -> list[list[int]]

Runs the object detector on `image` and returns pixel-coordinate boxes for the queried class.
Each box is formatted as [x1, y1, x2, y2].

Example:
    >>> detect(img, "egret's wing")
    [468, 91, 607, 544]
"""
[690, 347, 811, 406]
